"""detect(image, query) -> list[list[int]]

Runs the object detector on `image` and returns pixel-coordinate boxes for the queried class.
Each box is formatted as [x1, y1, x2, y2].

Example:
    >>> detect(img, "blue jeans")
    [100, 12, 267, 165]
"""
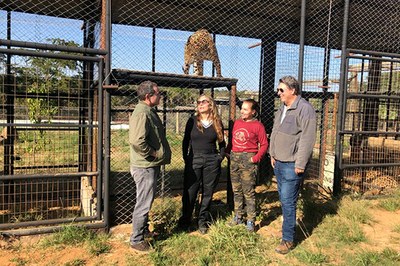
[130, 166, 160, 244]
[274, 161, 303, 242]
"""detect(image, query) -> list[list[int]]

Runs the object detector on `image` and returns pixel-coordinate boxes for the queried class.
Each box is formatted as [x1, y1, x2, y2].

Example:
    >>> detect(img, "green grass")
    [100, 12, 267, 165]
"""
[10, 257, 29, 266]
[150, 233, 210, 265]
[346, 248, 400, 266]
[338, 196, 372, 224]
[149, 220, 269, 266]
[40, 225, 111, 256]
[64, 259, 86, 266]
[207, 220, 270, 265]
[393, 224, 400, 233]
[292, 247, 328, 265]
[377, 191, 400, 212]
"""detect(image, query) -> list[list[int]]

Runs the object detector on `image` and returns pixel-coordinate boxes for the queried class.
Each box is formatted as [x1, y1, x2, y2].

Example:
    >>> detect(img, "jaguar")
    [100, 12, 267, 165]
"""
[183, 29, 222, 77]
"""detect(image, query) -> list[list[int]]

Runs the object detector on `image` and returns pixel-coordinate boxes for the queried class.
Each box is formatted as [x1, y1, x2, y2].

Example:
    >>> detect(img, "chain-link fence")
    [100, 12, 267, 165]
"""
[1, 0, 400, 232]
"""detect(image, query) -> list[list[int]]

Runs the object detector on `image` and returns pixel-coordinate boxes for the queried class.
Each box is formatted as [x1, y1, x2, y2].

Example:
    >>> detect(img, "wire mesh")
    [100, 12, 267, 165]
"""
[1, 0, 400, 230]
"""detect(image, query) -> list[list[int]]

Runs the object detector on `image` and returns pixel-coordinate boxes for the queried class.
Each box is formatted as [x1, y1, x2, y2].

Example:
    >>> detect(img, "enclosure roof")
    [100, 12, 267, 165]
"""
[2, 0, 399, 53]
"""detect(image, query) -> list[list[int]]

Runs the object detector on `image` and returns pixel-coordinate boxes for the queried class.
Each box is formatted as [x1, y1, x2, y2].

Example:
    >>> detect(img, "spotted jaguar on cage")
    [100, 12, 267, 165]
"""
[183, 29, 222, 77]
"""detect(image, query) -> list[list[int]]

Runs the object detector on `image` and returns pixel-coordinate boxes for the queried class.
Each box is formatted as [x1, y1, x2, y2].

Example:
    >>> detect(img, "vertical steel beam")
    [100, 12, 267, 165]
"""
[334, 0, 351, 196]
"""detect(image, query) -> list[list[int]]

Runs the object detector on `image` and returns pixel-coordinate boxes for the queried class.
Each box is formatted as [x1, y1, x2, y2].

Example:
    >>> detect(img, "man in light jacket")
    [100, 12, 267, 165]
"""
[129, 80, 171, 253]
[269, 76, 316, 254]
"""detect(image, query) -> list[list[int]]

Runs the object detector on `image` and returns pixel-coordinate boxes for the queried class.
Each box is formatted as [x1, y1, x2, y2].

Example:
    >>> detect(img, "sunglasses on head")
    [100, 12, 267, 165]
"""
[197, 99, 209, 105]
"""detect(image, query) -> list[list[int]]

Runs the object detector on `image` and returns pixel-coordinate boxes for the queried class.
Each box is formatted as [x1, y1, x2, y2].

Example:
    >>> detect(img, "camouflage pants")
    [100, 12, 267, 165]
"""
[230, 152, 257, 221]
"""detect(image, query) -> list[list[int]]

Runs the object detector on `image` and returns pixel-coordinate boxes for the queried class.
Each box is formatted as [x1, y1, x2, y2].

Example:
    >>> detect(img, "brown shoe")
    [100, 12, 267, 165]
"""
[130, 241, 151, 253]
[275, 240, 294, 254]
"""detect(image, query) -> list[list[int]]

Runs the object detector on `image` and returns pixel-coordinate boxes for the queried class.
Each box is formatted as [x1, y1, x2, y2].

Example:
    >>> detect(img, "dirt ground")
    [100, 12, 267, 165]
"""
[1, 194, 400, 266]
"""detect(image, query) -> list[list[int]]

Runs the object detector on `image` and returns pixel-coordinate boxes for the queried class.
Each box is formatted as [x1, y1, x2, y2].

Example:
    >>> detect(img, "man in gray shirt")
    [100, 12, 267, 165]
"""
[129, 80, 171, 253]
[269, 76, 316, 254]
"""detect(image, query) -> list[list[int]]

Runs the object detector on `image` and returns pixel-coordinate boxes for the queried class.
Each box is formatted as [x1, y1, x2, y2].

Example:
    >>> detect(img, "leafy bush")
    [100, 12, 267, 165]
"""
[149, 197, 181, 236]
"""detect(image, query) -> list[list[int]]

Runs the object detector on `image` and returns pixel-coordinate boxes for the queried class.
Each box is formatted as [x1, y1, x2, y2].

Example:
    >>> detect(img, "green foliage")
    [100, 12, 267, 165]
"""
[149, 197, 181, 236]
[88, 234, 112, 256]
[162, 87, 198, 107]
[378, 192, 400, 212]
[64, 259, 86, 266]
[378, 199, 400, 212]
[207, 220, 269, 265]
[347, 248, 400, 266]
[338, 196, 372, 224]
[393, 224, 400, 233]
[314, 214, 366, 244]
[293, 247, 328, 265]
[150, 233, 210, 266]
[10, 257, 29, 266]
[41, 225, 111, 258]
[42, 225, 94, 247]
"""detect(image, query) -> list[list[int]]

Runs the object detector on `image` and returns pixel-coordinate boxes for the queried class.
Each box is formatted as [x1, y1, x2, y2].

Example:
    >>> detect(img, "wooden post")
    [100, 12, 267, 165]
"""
[175, 111, 179, 134]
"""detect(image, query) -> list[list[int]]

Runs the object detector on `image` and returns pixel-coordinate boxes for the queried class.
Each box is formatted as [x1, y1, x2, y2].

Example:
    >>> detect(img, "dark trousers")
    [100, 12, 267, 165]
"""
[181, 153, 222, 227]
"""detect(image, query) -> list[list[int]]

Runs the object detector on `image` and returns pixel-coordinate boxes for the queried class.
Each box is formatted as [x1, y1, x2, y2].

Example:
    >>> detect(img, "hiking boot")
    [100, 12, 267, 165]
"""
[130, 241, 151, 253]
[246, 220, 255, 232]
[275, 240, 294, 254]
[228, 215, 243, 226]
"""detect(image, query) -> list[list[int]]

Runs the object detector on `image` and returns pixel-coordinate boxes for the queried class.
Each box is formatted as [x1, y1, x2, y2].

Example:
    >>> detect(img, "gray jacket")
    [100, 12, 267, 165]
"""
[269, 96, 316, 169]
[129, 101, 171, 168]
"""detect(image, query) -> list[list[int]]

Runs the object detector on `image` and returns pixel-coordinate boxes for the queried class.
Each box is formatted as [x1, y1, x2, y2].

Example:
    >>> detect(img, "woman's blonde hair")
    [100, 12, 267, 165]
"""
[195, 94, 224, 142]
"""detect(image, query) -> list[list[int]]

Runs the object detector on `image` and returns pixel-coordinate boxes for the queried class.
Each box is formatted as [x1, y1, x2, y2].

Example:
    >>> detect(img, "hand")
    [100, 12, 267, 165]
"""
[295, 167, 304, 175]
[271, 157, 276, 168]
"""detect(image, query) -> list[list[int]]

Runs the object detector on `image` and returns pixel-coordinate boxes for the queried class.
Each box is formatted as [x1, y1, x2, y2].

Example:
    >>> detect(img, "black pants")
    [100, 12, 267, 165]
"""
[181, 153, 222, 227]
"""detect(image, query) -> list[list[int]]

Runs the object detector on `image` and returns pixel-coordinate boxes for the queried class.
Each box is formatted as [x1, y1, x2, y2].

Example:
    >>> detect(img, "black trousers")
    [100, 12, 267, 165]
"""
[181, 153, 222, 227]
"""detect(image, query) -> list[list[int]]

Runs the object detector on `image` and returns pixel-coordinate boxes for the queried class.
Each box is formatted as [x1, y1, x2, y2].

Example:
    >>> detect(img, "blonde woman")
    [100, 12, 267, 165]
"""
[179, 94, 226, 234]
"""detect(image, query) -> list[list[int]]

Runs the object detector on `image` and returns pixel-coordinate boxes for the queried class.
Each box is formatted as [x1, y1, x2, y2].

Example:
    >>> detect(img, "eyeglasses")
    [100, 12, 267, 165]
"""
[277, 88, 285, 93]
[197, 99, 209, 105]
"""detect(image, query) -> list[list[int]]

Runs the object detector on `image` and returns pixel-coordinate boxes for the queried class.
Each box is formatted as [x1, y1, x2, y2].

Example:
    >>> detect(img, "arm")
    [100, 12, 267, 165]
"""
[251, 123, 268, 163]
[129, 112, 156, 158]
[182, 117, 194, 161]
[218, 121, 226, 158]
[295, 105, 317, 170]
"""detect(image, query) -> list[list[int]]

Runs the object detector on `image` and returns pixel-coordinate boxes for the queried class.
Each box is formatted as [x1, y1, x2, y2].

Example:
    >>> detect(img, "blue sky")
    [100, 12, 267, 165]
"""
[1, 10, 347, 92]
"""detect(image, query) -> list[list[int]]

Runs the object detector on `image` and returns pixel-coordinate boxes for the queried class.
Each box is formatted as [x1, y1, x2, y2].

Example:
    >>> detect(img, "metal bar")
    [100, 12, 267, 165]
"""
[111, 108, 196, 113]
[339, 130, 400, 136]
[0, 39, 107, 55]
[152, 27, 156, 72]
[341, 162, 400, 169]
[5, 11, 13, 176]
[0, 48, 102, 62]
[348, 49, 400, 59]
[4, 92, 93, 99]
[0, 123, 98, 129]
[334, 0, 350, 195]
[298, 0, 306, 92]
[101, 0, 112, 230]
[14, 127, 80, 131]
[349, 55, 400, 63]
[13, 164, 79, 170]
[347, 93, 400, 100]
[96, 60, 104, 221]
[0, 172, 98, 181]
[0, 222, 107, 236]
[0, 216, 98, 230]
